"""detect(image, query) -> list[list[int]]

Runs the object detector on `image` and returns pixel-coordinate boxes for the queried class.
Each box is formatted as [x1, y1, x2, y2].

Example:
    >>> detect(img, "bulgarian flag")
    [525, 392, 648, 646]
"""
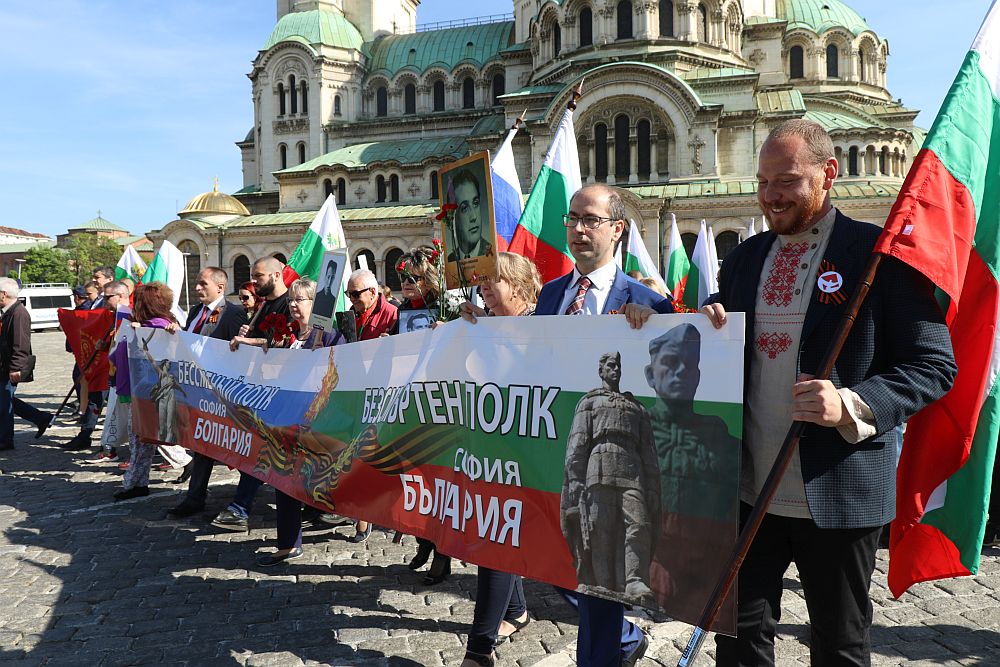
[508, 108, 581, 283]
[665, 214, 691, 301]
[880, 1, 1000, 597]
[682, 220, 718, 309]
[142, 240, 187, 325]
[623, 219, 665, 289]
[284, 194, 348, 312]
[115, 246, 146, 282]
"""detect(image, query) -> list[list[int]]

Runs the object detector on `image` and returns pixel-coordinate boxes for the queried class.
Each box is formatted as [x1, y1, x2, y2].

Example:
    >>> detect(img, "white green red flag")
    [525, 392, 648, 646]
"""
[682, 221, 718, 309]
[284, 194, 348, 312]
[508, 109, 581, 283]
[623, 219, 665, 289]
[142, 240, 186, 325]
[879, 0, 1000, 597]
[115, 246, 146, 282]
[665, 214, 690, 301]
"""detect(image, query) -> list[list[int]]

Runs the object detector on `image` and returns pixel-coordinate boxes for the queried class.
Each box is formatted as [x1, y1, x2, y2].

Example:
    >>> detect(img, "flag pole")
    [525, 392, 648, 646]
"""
[677, 251, 886, 666]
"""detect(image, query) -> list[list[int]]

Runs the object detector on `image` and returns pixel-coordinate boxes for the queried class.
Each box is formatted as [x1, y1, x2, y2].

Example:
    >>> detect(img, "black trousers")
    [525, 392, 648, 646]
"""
[467, 567, 526, 655]
[184, 452, 215, 506]
[715, 504, 881, 667]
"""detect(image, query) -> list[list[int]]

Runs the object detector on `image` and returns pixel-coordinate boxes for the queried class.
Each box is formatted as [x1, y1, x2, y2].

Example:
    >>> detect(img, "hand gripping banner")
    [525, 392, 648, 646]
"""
[126, 314, 745, 633]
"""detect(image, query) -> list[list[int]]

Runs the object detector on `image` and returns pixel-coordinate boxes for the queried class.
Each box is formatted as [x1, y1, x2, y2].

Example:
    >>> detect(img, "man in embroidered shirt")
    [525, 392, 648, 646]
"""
[625, 120, 955, 666]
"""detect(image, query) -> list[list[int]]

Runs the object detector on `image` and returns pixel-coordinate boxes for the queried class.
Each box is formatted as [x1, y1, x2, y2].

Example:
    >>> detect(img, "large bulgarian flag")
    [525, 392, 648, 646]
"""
[142, 240, 187, 325]
[284, 194, 349, 312]
[879, 1, 1000, 597]
[508, 108, 581, 283]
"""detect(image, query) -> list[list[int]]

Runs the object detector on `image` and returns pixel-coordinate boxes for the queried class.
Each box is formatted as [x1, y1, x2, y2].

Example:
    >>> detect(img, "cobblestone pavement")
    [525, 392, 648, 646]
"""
[1, 330, 999, 666]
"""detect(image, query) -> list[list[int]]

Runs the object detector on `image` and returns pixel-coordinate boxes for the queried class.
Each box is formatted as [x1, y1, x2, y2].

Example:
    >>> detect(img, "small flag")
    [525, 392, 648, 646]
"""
[115, 246, 147, 282]
[284, 195, 349, 312]
[622, 219, 665, 290]
[141, 240, 187, 326]
[665, 214, 691, 301]
[682, 220, 719, 309]
[491, 126, 524, 251]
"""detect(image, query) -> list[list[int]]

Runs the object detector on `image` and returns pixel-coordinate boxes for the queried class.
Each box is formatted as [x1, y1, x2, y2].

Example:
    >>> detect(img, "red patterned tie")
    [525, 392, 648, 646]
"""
[564, 276, 592, 315]
[192, 307, 209, 334]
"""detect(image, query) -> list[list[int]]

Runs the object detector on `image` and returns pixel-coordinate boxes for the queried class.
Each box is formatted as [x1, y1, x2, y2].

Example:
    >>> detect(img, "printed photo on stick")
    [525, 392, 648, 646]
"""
[310, 248, 348, 332]
[398, 308, 435, 334]
[438, 151, 499, 289]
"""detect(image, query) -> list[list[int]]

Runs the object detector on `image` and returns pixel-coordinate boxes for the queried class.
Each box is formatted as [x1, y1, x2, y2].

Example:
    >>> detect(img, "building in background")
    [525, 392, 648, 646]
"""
[0, 226, 53, 279]
[57, 213, 153, 261]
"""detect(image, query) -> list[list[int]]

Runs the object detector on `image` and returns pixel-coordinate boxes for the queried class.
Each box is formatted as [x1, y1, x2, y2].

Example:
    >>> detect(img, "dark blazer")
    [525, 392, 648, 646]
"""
[536, 266, 674, 316]
[712, 211, 956, 529]
[184, 299, 247, 340]
[0, 301, 32, 381]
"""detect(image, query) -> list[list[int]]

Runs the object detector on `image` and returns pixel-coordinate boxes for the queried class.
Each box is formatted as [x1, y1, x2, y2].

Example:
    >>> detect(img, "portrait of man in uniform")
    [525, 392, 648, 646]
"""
[438, 152, 499, 289]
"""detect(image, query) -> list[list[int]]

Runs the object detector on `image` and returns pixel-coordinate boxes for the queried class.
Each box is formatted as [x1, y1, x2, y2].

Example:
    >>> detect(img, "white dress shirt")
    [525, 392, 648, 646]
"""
[556, 259, 619, 315]
[190, 295, 227, 330]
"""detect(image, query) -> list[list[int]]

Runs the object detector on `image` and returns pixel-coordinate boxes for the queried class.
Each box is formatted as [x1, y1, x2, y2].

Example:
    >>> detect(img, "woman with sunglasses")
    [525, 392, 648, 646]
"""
[238, 281, 258, 315]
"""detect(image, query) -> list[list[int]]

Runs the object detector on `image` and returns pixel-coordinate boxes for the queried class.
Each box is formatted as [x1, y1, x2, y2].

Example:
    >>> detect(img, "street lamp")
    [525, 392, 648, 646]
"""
[14, 258, 25, 283]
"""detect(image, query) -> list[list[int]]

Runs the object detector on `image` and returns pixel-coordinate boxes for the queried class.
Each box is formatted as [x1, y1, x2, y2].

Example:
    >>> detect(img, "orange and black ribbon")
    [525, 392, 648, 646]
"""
[816, 260, 847, 305]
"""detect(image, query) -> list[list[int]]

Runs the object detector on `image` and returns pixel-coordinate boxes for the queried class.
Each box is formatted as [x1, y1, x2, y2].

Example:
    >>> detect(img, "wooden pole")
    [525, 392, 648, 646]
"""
[677, 252, 886, 666]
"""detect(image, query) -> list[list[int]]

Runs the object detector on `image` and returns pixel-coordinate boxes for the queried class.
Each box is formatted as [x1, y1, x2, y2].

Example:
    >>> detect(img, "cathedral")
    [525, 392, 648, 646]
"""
[149, 0, 918, 298]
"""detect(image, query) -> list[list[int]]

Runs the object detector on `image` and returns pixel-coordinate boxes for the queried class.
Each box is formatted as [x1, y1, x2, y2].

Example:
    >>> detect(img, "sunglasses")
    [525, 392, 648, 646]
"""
[398, 274, 423, 285]
[346, 288, 374, 299]
[239, 295, 252, 301]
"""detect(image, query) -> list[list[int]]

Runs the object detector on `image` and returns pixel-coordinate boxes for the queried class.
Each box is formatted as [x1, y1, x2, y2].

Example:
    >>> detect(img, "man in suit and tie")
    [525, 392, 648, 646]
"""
[167, 267, 248, 518]
[89, 266, 114, 310]
[626, 120, 956, 666]
[463, 183, 671, 667]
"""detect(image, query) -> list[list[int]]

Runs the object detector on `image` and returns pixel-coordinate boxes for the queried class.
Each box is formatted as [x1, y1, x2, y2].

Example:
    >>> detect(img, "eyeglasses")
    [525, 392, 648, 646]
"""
[562, 214, 620, 229]
[346, 288, 374, 299]
[238, 295, 252, 301]
[292, 297, 312, 302]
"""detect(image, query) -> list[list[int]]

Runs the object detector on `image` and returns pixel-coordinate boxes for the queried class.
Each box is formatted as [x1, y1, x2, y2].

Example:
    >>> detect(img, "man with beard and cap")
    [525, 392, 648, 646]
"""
[624, 119, 956, 666]
[643, 323, 740, 624]
[562, 351, 659, 607]
[212, 256, 292, 531]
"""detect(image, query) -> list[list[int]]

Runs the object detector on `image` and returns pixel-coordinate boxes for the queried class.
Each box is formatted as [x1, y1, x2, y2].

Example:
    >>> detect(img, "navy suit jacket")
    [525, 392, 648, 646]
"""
[536, 267, 674, 316]
[184, 299, 247, 341]
[712, 211, 956, 529]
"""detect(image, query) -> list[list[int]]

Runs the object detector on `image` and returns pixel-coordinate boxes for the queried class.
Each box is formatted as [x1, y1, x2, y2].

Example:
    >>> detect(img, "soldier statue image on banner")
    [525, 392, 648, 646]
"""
[560, 351, 661, 606]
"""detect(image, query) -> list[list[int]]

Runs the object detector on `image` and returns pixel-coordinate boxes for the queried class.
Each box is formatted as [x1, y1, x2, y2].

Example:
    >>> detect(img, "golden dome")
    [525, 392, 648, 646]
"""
[179, 181, 250, 217]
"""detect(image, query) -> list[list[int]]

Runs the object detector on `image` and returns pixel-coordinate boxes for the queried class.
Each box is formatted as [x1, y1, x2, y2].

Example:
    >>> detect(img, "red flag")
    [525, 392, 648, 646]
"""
[58, 309, 114, 393]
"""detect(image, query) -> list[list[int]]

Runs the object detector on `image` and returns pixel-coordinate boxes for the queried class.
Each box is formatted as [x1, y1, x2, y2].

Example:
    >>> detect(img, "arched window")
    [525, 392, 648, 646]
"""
[334, 94, 342, 116]
[617, 1, 633, 40]
[300, 81, 308, 114]
[433, 80, 445, 111]
[716, 231, 740, 260]
[289, 75, 298, 114]
[273, 253, 287, 265]
[323, 178, 334, 198]
[698, 3, 708, 42]
[176, 240, 200, 311]
[407, 48, 417, 66]
[659, 0, 674, 37]
[390, 174, 400, 202]
[554, 24, 562, 56]
[879, 146, 889, 175]
[337, 178, 346, 205]
[385, 248, 404, 292]
[376, 86, 388, 117]
[580, 8, 593, 47]
[859, 50, 867, 83]
[430, 170, 439, 199]
[376, 175, 387, 202]
[848, 146, 859, 176]
[353, 249, 377, 279]
[637, 119, 651, 178]
[277, 82, 286, 115]
[614, 114, 630, 180]
[789, 45, 804, 79]
[297, 143, 306, 164]
[595, 123, 609, 181]
[279, 144, 287, 170]
[826, 44, 839, 78]
[233, 255, 250, 289]
[462, 77, 475, 109]
[404, 83, 416, 114]
[492, 74, 505, 106]
[681, 233, 698, 260]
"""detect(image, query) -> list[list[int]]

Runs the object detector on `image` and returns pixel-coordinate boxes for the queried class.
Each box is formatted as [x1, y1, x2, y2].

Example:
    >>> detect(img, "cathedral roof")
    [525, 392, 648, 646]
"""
[277, 136, 470, 173]
[777, 0, 874, 36]
[366, 21, 514, 75]
[263, 9, 364, 52]
[69, 214, 126, 232]
[179, 183, 251, 217]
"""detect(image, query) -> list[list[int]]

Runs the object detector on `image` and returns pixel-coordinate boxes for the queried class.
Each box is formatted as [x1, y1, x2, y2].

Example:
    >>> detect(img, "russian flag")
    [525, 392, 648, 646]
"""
[491, 126, 523, 251]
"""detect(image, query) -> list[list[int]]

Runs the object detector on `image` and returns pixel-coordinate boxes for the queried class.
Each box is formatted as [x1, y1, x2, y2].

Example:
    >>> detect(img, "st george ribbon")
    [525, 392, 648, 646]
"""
[126, 314, 745, 633]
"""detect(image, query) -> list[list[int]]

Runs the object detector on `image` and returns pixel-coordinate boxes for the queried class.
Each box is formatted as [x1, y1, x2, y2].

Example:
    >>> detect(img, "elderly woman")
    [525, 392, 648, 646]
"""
[459, 252, 540, 667]
[255, 278, 346, 566]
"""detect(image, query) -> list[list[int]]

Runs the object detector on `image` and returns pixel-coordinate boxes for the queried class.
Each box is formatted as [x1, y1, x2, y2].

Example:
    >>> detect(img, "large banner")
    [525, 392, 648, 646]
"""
[58, 308, 114, 394]
[126, 314, 745, 632]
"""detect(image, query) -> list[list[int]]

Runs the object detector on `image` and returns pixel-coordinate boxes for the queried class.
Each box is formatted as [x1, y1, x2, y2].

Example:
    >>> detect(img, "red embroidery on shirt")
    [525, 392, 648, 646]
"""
[761, 242, 810, 308]
[755, 332, 793, 359]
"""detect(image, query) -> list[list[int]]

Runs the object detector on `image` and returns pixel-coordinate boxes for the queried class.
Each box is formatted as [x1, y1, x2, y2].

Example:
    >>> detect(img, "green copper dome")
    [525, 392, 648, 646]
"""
[777, 0, 873, 36]
[263, 9, 364, 52]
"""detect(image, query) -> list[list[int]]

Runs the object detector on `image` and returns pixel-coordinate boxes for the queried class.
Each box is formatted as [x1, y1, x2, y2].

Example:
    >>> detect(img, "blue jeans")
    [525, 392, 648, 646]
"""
[556, 587, 643, 666]
[80, 390, 107, 437]
[468, 568, 526, 654]
[0, 381, 16, 447]
[231, 472, 263, 514]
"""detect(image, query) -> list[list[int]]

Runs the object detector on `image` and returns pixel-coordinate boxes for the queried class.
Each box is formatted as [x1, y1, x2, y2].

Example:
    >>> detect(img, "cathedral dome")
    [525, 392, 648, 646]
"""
[777, 0, 873, 36]
[179, 183, 250, 217]
[263, 9, 364, 52]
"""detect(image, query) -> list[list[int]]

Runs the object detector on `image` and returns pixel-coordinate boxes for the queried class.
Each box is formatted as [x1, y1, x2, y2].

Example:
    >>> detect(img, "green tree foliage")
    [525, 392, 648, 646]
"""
[64, 233, 122, 285]
[21, 245, 73, 285]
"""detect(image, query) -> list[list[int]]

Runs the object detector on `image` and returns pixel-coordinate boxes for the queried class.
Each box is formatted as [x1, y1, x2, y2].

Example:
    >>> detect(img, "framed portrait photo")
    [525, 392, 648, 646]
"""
[438, 151, 499, 290]
[398, 308, 436, 334]
[309, 248, 348, 332]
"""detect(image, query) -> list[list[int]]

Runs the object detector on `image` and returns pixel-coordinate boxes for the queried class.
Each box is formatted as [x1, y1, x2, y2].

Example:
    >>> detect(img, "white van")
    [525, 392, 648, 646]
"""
[18, 283, 74, 331]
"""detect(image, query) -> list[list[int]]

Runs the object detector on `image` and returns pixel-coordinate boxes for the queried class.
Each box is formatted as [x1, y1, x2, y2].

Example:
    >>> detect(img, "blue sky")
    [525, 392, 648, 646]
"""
[1, 0, 985, 240]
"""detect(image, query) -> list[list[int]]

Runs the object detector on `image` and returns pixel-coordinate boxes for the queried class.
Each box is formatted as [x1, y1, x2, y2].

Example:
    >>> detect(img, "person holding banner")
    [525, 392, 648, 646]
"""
[346, 269, 397, 341]
[238, 282, 258, 316]
[625, 120, 956, 666]
[257, 278, 346, 566]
